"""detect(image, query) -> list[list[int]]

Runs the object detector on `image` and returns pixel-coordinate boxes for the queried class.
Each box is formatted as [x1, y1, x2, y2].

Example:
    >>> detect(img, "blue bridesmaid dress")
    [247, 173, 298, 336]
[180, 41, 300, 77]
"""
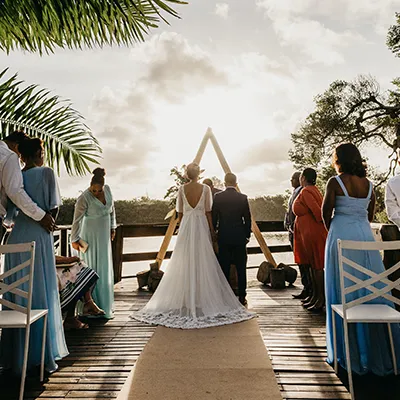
[325, 176, 400, 375]
[0, 167, 69, 375]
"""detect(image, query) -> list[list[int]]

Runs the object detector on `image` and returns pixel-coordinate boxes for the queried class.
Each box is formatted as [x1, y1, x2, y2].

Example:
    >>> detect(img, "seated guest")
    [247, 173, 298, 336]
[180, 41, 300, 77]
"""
[293, 168, 327, 312]
[203, 178, 222, 196]
[55, 255, 105, 330]
[0, 137, 68, 376]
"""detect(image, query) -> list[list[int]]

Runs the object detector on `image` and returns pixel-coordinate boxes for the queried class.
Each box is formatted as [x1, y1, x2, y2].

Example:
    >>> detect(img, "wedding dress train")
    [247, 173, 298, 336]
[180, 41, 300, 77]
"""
[132, 184, 255, 329]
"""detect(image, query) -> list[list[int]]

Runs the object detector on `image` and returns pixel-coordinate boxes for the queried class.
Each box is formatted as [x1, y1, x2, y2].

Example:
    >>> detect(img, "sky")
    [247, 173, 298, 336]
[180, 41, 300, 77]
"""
[1, 0, 400, 200]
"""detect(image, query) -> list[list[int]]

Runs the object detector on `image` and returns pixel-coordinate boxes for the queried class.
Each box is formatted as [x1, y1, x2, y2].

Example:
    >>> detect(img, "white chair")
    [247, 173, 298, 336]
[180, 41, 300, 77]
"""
[0, 242, 48, 400]
[333, 239, 400, 400]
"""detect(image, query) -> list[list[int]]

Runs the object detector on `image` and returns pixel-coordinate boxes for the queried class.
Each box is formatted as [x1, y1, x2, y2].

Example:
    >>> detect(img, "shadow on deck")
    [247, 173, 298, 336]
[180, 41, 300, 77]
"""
[1, 269, 400, 399]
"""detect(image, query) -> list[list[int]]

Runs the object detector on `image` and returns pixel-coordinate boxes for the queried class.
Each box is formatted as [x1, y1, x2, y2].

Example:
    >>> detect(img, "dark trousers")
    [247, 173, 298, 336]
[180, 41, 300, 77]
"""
[218, 242, 247, 298]
[290, 232, 312, 294]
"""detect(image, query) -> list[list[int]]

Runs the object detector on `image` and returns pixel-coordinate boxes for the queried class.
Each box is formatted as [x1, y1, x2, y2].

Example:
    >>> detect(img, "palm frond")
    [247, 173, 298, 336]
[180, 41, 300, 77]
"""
[0, 0, 186, 54]
[0, 68, 102, 176]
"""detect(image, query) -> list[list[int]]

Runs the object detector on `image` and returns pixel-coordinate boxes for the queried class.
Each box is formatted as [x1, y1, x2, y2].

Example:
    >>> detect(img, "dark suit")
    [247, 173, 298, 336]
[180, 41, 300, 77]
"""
[212, 187, 251, 298]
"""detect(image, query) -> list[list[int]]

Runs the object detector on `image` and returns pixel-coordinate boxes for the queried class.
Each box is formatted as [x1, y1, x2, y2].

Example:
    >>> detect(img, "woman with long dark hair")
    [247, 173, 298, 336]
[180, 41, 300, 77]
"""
[323, 143, 400, 375]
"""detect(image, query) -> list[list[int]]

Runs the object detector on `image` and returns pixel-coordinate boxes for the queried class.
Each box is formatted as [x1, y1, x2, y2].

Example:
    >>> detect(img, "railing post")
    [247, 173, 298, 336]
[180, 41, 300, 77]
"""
[60, 228, 68, 257]
[112, 224, 124, 284]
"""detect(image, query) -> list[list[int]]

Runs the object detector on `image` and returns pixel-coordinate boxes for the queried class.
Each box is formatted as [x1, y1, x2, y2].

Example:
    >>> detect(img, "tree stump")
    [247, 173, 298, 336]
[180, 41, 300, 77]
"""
[148, 269, 164, 292]
[137, 270, 150, 289]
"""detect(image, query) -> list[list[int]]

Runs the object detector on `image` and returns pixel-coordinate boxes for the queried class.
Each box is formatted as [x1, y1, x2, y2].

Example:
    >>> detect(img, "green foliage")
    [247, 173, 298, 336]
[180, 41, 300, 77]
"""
[0, 68, 101, 175]
[164, 165, 190, 208]
[248, 195, 288, 222]
[57, 195, 289, 225]
[387, 12, 400, 57]
[290, 75, 400, 178]
[0, 0, 185, 54]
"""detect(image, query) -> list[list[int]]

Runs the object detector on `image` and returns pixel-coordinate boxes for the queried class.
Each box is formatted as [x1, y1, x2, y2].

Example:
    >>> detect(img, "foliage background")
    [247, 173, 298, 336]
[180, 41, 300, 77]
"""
[56, 194, 289, 225]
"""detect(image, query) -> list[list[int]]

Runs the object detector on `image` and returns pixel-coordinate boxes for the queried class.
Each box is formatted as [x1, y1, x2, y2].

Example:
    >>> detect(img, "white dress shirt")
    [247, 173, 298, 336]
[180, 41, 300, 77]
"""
[0, 141, 45, 221]
[385, 174, 400, 228]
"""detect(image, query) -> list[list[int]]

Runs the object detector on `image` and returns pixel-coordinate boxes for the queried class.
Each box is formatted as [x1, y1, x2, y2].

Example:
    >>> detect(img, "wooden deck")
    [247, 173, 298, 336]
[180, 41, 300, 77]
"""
[2, 269, 400, 399]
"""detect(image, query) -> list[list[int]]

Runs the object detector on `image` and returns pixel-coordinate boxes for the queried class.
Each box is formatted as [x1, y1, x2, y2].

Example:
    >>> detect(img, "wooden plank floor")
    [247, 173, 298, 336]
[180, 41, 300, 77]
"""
[2, 269, 400, 399]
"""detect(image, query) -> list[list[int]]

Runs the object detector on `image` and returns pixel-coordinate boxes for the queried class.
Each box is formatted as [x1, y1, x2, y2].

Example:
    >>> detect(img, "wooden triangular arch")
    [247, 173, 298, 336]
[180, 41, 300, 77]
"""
[153, 127, 277, 269]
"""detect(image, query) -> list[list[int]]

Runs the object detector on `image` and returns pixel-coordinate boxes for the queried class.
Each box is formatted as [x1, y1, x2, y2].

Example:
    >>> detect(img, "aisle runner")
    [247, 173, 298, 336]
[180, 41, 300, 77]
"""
[117, 318, 282, 400]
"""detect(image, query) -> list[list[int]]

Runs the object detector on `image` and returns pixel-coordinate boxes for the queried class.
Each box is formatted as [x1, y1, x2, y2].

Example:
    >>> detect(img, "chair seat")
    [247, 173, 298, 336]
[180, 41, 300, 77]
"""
[0, 309, 48, 328]
[332, 304, 400, 323]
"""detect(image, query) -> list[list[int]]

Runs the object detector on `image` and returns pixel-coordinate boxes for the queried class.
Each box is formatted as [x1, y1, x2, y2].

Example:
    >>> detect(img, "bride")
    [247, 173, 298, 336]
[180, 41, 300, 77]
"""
[132, 163, 255, 329]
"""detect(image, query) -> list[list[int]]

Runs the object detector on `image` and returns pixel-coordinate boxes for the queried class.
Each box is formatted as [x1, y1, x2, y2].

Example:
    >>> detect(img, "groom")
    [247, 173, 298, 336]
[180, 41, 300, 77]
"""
[212, 173, 252, 305]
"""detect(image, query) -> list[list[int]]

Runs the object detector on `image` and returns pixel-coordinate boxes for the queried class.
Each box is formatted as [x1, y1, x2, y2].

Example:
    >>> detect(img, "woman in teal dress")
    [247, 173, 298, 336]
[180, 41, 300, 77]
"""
[323, 143, 400, 375]
[71, 168, 116, 319]
[0, 138, 68, 375]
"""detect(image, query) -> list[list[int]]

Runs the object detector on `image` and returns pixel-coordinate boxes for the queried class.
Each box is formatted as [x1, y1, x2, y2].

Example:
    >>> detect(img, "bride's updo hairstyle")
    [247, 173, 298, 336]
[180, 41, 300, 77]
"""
[186, 163, 201, 180]
[333, 143, 366, 178]
[91, 167, 106, 186]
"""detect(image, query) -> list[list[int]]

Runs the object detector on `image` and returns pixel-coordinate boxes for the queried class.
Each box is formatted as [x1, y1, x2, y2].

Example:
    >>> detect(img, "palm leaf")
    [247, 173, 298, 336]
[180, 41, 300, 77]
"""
[0, 0, 186, 54]
[0, 68, 101, 176]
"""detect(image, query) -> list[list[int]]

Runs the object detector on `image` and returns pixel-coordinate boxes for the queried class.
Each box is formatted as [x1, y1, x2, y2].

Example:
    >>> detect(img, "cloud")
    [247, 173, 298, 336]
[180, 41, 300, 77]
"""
[256, 0, 369, 65]
[215, 3, 230, 19]
[235, 137, 292, 172]
[131, 32, 229, 102]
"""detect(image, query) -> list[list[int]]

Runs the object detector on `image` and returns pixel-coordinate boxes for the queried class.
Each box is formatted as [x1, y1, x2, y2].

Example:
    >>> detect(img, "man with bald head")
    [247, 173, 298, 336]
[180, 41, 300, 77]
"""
[212, 172, 251, 305]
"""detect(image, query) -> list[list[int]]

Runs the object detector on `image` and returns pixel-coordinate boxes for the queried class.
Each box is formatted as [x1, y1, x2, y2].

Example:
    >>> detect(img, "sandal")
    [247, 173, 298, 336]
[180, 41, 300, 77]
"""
[82, 299, 106, 316]
[64, 317, 89, 331]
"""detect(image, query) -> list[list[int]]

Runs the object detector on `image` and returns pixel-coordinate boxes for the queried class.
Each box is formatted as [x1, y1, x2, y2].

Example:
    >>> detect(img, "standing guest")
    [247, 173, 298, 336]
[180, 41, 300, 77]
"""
[0, 138, 68, 376]
[203, 178, 222, 197]
[285, 171, 311, 300]
[293, 168, 327, 312]
[385, 162, 400, 227]
[212, 173, 252, 306]
[71, 168, 117, 319]
[323, 143, 400, 375]
[384, 160, 400, 304]
[0, 130, 55, 240]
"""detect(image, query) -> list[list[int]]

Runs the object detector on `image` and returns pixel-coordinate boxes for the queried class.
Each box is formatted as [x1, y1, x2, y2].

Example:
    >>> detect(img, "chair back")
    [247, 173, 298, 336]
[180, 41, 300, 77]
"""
[337, 239, 400, 313]
[0, 242, 36, 322]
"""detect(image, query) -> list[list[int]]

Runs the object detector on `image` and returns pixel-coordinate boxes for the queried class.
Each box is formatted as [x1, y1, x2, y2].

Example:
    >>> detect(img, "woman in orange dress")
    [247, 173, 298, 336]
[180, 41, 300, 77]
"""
[293, 168, 327, 312]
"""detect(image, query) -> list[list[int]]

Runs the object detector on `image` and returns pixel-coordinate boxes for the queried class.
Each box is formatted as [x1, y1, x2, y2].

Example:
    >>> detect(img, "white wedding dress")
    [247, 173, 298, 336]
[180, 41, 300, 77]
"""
[132, 184, 255, 329]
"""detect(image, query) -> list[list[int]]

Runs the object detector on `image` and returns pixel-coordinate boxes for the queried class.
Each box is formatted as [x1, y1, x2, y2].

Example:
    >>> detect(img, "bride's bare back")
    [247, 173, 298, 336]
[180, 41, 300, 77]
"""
[183, 182, 204, 209]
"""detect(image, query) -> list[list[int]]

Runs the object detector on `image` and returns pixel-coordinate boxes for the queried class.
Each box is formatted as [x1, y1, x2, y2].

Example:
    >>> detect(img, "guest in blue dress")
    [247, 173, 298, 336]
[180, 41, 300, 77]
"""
[322, 143, 400, 376]
[0, 138, 68, 375]
[70, 168, 116, 319]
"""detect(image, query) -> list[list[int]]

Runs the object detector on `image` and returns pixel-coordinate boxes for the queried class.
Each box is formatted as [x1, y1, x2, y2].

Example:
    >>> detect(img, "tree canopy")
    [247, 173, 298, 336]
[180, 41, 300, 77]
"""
[290, 75, 400, 181]
[0, 0, 185, 54]
[388, 12, 400, 57]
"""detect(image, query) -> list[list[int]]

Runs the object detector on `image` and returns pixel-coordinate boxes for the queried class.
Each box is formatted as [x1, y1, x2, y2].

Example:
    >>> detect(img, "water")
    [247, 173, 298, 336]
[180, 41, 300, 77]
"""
[121, 232, 294, 278]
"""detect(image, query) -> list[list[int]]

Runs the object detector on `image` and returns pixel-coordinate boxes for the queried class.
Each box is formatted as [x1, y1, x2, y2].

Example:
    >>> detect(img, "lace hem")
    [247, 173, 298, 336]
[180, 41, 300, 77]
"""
[131, 308, 256, 329]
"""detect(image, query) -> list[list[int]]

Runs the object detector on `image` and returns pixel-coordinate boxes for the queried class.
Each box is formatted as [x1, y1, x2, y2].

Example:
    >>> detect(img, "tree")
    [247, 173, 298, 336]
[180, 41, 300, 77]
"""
[290, 75, 400, 181]
[0, 68, 101, 175]
[388, 12, 400, 57]
[0, 0, 185, 54]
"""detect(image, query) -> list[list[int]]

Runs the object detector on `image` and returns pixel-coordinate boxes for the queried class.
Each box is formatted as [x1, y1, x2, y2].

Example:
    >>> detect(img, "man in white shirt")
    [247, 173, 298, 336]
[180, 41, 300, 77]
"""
[0, 131, 55, 236]
[385, 173, 400, 228]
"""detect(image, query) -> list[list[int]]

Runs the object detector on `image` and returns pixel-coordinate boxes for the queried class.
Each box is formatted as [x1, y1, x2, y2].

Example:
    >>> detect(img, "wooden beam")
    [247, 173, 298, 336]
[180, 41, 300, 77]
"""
[153, 211, 178, 269]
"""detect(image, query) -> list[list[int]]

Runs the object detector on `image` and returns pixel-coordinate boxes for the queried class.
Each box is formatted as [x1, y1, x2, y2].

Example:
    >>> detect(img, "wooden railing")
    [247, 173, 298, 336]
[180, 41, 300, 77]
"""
[53, 221, 292, 284]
